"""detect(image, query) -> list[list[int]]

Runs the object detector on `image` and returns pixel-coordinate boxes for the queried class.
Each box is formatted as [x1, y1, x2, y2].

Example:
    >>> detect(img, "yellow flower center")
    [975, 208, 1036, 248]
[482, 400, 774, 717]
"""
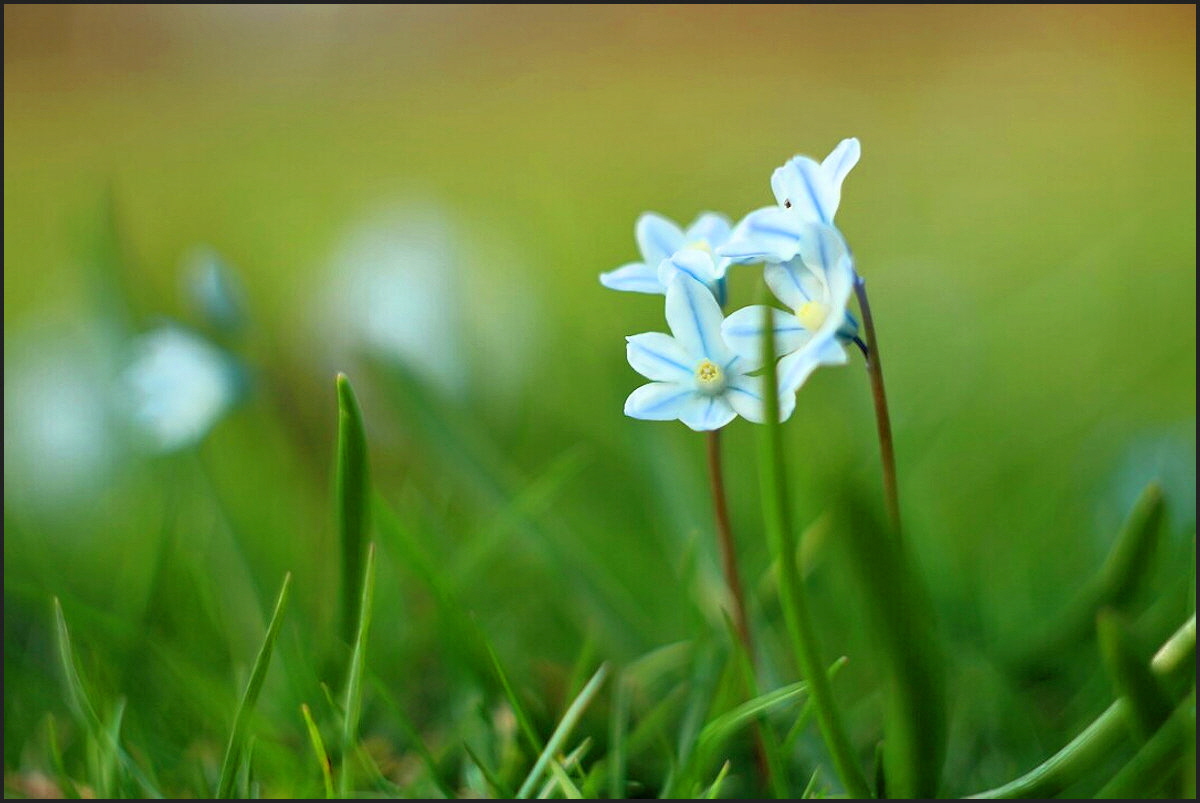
[694, 359, 725, 393]
[796, 301, 828, 331]
[686, 239, 713, 255]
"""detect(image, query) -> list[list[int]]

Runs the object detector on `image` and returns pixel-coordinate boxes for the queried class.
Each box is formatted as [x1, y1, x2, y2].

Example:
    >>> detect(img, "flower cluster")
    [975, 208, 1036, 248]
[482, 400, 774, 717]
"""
[603, 138, 863, 430]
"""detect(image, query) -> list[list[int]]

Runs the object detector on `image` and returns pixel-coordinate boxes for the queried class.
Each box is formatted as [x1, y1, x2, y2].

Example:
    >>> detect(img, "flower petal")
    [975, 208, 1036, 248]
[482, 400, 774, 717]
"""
[777, 336, 849, 395]
[771, 154, 832, 225]
[721, 304, 808, 361]
[624, 382, 695, 421]
[764, 259, 824, 311]
[821, 137, 861, 189]
[726, 374, 796, 424]
[717, 206, 804, 264]
[626, 332, 694, 382]
[600, 261, 662, 294]
[664, 274, 731, 363]
[676, 393, 737, 431]
[657, 249, 721, 291]
[684, 212, 733, 250]
[636, 212, 686, 269]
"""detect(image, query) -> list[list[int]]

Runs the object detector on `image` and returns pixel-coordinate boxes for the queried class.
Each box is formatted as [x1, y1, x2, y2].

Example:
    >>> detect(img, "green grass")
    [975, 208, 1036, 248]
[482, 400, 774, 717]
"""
[4, 5, 1195, 799]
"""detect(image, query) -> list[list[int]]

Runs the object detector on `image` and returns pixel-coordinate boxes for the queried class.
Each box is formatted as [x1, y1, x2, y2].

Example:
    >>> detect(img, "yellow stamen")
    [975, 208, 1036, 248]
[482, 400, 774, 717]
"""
[686, 239, 713, 255]
[797, 301, 828, 331]
[694, 359, 725, 393]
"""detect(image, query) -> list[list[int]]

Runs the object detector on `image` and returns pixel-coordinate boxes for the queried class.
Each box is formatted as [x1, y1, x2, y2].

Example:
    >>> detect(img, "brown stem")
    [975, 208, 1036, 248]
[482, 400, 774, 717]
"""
[706, 428, 753, 656]
[854, 275, 902, 540]
[707, 428, 775, 791]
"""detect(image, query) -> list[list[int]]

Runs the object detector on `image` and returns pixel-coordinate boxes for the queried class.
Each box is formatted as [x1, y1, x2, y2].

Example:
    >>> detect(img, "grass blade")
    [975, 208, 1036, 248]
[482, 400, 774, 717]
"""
[301, 704, 335, 799]
[1097, 609, 1173, 737]
[53, 598, 162, 799]
[704, 760, 731, 799]
[336, 373, 371, 648]
[464, 741, 514, 798]
[339, 542, 377, 798]
[695, 681, 807, 754]
[515, 663, 609, 799]
[1012, 482, 1165, 675]
[215, 572, 292, 798]
[484, 636, 546, 755]
[755, 305, 871, 799]
[1096, 693, 1196, 799]
[43, 715, 82, 799]
[607, 669, 630, 799]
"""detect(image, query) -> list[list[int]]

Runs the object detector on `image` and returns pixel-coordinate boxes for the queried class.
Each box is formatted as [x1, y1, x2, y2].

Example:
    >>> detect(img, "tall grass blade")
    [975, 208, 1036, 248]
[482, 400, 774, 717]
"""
[755, 306, 871, 799]
[515, 663, 609, 799]
[834, 490, 946, 797]
[215, 572, 292, 798]
[338, 542, 377, 798]
[336, 373, 371, 648]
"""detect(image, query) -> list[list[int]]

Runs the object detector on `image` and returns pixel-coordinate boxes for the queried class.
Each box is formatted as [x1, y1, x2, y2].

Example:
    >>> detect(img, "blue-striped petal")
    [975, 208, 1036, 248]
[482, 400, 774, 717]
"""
[770, 155, 831, 225]
[717, 206, 804, 264]
[764, 258, 824, 312]
[626, 332, 693, 382]
[726, 373, 796, 424]
[777, 336, 849, 395]
[624, 381, 695, 421]
[676, 393, 737, 431]
[721, 304, 808, 361]
[657, 249, 721, 293]
[684, 212, 733, 250]
[822, 137, 861, 188]
[664, 274, 731, 363]
[636, 212, 686, 269]
[600, 261, 663, 294]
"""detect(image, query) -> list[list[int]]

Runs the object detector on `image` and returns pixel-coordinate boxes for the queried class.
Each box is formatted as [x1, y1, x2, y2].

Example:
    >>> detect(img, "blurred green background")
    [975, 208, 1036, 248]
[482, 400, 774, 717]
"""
[4, 4, 1195, 797]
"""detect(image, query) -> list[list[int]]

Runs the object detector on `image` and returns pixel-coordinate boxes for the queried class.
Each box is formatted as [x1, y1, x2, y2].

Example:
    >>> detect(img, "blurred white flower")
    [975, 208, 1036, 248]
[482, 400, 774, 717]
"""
[119, 325, 241, 452]
[321, 205, 467, 394]
[3, 328, 122, 504]
[317, 203, 537, 404]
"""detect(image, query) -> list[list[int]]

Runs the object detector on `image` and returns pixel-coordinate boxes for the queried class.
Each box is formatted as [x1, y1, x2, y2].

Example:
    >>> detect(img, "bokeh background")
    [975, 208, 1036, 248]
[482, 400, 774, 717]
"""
[4, 4, 1195, 797]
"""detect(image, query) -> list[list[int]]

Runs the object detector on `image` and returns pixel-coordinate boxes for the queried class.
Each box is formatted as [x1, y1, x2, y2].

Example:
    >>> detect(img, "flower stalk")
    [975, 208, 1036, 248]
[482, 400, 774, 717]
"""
[853, 275, 902, 539]
[705, 428, 753, 658]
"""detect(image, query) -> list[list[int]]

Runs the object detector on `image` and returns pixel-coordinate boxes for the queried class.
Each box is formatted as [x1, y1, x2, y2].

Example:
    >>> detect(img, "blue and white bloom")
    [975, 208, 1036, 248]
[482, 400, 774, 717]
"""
[719, 138, 860, 265]
[601, 211, 733, 304]
[624, 274, 796, 431]
[721, 223, 858, 395]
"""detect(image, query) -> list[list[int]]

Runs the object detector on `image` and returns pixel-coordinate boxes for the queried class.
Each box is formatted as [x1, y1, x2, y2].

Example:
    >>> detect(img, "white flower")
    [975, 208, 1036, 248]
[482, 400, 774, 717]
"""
[600, 211, 733, 303]
[119, 325, 241, 452]
[624, 274, 795, 431]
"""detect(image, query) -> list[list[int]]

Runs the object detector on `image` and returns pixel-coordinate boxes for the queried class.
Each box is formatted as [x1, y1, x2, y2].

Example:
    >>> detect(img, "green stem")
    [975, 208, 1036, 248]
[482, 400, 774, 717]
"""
[853, 276, 901, 539]
[758, 307, 872, 799]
